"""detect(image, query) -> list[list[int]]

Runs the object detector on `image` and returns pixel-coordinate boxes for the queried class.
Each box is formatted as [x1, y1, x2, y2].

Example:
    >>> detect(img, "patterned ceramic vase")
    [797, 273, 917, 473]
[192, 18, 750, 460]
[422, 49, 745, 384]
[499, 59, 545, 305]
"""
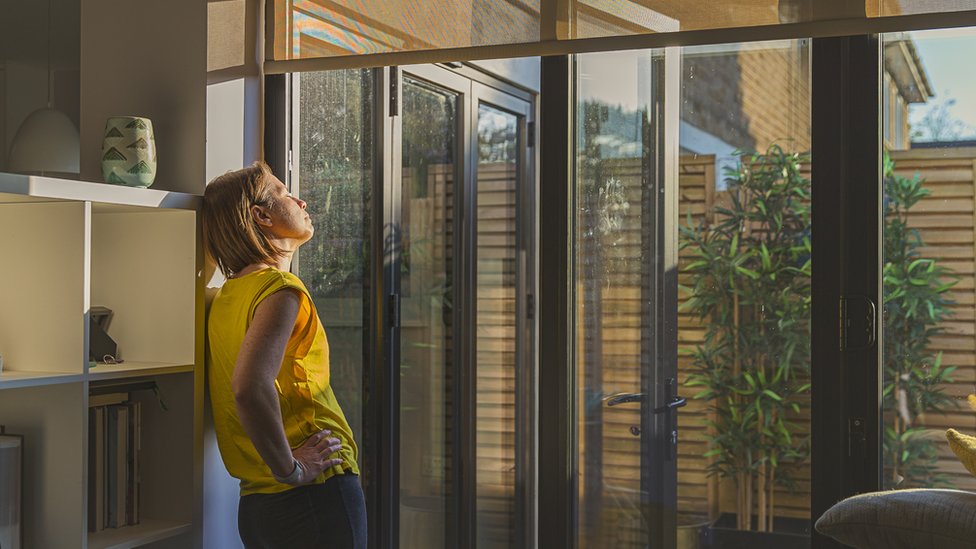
[101, 116, 157, 187]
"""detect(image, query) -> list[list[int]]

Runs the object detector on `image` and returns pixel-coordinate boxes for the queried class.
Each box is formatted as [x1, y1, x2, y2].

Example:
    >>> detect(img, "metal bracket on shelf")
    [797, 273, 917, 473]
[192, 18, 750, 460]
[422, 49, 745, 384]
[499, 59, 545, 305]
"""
[90, 380, 168, 411]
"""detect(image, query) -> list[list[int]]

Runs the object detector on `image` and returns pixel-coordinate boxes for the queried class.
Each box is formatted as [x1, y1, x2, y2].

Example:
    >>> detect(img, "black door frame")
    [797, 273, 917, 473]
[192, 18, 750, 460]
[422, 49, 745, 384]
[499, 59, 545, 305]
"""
[267, 30, 896, 549]
[810, 35, 883, 548]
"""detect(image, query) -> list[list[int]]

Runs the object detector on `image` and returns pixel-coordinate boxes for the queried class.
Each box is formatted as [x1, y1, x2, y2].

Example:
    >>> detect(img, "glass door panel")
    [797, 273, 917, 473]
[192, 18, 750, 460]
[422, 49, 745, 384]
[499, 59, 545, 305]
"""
[575, 39, 813, 549]
[294, 69, 374, 444]
[297, 64, 536, 547]
[398, 75, 459, 549]
[575, 48, 677, 549]
[678, 39, 812, 542]
[474, 100, 523, 548]
[881, 28, 976, 493]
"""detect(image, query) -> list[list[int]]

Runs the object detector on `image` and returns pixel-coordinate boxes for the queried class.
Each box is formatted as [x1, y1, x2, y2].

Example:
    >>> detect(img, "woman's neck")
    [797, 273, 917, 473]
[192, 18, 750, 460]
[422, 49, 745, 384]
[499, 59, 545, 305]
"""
[235, 254, 293, 278]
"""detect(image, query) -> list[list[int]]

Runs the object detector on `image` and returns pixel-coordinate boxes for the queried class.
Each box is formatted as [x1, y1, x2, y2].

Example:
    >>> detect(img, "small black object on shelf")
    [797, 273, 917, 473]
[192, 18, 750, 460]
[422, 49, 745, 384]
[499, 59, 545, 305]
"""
[89, 306, 118, 363]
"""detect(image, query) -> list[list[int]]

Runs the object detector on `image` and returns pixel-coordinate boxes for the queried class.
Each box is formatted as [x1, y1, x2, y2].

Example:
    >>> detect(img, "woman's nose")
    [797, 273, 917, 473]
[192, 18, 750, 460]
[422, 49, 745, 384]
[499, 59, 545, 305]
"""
[296, 197, 307, 209]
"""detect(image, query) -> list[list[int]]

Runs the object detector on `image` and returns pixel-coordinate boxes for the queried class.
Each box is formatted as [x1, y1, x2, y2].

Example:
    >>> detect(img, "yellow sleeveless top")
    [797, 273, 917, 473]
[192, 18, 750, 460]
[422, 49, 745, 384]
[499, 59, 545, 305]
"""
[206, 268, 359, 495]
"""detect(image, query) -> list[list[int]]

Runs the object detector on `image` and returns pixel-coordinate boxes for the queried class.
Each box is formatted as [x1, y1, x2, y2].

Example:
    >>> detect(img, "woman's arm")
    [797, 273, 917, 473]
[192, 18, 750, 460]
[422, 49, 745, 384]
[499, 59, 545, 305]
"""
[232, 288, 342, 483]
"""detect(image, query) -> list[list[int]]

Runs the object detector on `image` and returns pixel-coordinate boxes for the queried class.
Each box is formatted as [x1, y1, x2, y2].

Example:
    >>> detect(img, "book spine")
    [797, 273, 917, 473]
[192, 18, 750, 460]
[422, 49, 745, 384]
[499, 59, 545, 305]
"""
[117, 406, 128, 527]
[126, 401, 140, 525]
[96, 407, 105, 531]
[106, 406, 118, 528]
[88, 408, 97, 533]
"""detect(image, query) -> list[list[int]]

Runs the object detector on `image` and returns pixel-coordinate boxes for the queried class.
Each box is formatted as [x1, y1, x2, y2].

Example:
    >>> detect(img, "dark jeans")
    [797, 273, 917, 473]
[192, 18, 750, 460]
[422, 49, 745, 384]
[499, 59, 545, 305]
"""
[238, 473, 366, 549]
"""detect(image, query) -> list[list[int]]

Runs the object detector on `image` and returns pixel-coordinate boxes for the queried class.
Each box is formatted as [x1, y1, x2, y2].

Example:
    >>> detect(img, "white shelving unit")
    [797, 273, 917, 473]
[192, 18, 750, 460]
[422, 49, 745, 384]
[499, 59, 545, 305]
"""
[0, 172, 203, 549]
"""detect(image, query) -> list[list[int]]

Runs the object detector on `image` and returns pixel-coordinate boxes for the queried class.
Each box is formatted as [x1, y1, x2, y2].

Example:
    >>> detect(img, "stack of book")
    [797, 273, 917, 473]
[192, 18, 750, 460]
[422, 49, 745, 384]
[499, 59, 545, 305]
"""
[88, 392, 141, 532]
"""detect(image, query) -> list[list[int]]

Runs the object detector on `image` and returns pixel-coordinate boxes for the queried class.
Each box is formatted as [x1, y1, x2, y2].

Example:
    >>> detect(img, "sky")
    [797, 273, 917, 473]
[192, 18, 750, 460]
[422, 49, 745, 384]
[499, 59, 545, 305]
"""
[908, 28, 976, 141]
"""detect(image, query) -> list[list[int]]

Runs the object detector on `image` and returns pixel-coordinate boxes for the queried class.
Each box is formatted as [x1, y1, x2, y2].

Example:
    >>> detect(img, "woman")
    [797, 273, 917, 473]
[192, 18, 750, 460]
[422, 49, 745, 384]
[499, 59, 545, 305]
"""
[203, 162, 365, 548]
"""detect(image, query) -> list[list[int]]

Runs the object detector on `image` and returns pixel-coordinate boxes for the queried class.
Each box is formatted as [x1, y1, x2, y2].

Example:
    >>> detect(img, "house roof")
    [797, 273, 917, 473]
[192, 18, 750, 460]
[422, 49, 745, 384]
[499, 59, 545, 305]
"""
[884, 33, 934, 103]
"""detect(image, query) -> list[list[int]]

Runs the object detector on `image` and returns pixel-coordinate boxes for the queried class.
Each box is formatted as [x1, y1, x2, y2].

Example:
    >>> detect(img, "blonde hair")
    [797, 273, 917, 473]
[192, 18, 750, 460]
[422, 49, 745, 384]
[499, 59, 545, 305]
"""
[202, 162, 284, 277]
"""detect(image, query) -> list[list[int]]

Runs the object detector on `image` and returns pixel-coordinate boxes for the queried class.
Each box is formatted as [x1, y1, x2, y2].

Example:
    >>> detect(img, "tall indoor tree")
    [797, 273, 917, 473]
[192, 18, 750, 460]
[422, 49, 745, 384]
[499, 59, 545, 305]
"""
[681, 145, 812, 532]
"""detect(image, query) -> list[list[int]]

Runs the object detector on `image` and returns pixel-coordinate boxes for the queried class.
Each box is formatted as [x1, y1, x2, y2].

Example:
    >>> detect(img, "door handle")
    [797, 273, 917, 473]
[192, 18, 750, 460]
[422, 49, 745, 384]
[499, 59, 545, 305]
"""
[605, 393, 686, 412]
[653, 396, 686, 414]
[606, 392, 644, 407]
[604, 381, 685, 460]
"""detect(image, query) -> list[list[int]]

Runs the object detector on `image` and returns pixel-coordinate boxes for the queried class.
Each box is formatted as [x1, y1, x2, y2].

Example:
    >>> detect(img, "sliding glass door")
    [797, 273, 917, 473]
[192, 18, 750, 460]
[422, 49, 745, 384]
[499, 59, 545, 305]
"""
[392, 65, 536, 549]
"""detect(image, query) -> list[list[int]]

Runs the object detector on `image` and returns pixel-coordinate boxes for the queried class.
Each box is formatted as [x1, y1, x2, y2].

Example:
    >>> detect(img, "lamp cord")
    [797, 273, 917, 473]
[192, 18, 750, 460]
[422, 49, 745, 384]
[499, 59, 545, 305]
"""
[46, 0, 52, 107]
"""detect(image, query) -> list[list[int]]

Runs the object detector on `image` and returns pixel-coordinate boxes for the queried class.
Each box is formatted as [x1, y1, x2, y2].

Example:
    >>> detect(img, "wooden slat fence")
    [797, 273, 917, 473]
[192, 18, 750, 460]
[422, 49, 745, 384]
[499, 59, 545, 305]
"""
[890, 147, 976, 492]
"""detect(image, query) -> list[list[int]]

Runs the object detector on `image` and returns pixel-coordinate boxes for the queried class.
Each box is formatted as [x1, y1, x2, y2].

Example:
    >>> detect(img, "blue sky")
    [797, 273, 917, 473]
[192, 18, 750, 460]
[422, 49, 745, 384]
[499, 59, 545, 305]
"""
[908, 28, 976, 140]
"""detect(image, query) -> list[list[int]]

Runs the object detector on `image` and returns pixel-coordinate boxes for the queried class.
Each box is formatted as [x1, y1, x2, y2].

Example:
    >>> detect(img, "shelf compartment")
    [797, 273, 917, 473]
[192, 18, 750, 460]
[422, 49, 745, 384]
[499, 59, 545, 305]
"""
[0, 201, 87, 378]
[0, 383, 86, 548]
[0, 172, 200, 210]
[90, 209, 197, 368]
[87, 361, 194, 381]
[87, 519, 192, 549]
[0, 370, 83, 389]
[85, 374, 195, 544]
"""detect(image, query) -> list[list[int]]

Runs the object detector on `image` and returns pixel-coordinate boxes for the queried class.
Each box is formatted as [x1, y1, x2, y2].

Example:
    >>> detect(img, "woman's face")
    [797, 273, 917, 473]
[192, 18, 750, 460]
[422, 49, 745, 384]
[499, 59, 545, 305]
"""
[257, 175, 314, 246]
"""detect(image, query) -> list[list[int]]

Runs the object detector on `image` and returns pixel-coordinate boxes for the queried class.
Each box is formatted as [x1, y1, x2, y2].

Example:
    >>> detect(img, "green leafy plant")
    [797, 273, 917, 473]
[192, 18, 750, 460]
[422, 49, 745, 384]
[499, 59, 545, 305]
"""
[882, 153, 957, 489]
[681, 145, 812, 532]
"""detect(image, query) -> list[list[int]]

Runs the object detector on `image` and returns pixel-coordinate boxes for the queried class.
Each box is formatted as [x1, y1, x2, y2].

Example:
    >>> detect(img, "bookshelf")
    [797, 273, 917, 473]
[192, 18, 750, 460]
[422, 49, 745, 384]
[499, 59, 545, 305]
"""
[0, 172, 203, 548]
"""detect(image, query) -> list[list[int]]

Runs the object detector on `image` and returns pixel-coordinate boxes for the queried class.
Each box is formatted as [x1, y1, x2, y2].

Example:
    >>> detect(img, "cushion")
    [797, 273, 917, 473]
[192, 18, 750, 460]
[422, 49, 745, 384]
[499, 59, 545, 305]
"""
[815, 489, 976, 549]
[946, 428, 976, 478]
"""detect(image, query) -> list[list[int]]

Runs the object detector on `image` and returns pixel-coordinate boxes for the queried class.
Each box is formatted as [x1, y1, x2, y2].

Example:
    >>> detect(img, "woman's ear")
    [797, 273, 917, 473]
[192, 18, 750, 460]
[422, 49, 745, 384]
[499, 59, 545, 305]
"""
[250, 204, 274, 228]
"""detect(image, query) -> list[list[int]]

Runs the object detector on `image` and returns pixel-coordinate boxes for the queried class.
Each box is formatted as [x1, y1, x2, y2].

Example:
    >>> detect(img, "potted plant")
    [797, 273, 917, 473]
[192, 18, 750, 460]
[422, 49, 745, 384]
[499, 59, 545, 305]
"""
[681, 145, 812, 546]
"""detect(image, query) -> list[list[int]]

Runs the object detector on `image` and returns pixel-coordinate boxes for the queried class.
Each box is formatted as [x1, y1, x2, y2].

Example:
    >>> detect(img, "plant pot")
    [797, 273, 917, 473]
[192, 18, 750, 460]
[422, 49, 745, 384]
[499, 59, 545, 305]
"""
[677, 515, 713, 549]
[702, 513, 810, 549]
[101, 116, 157, 187]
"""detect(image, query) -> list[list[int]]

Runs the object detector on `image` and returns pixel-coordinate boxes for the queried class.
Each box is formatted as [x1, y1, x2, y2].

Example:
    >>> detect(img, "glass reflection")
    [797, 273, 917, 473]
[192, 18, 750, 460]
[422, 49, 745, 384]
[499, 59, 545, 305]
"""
[881, 28, 976, 493]
[475, 103, 520, 548]
[297, 69, 373, 444]
[398, 77, 457, 549]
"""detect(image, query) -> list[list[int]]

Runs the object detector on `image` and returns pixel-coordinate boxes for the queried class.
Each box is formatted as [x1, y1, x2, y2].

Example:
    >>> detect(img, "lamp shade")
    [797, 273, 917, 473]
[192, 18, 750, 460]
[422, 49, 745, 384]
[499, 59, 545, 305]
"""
[8, 107, 80, 176]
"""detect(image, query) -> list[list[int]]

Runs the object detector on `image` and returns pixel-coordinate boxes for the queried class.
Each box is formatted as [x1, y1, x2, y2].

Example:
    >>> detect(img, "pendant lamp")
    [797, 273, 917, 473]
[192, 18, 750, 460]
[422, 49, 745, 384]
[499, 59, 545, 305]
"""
[7, 0, 79, 177]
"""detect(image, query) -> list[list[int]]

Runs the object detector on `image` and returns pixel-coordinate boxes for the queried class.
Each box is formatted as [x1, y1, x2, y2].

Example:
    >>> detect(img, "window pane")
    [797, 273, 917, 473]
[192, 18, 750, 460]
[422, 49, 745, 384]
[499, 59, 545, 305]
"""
[873, 0, 976, 17]
[574, 39, 811, 546]
[399, 77, 458, 549]
[881, 28, 976, 493]
[575, 48, 660, 547]
[565, 0, 813, 39]
[679, 39, 812, 538]
[272, 0, 540, 59]
[296, 69, 373, 444]
[475, 103, 520, 549]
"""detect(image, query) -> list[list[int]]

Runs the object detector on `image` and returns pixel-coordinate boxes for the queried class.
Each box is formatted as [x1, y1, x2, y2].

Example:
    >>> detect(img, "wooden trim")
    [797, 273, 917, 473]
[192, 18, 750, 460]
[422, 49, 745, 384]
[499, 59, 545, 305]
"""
[891, 147, 976, 160]
[265, 11, 976, 73]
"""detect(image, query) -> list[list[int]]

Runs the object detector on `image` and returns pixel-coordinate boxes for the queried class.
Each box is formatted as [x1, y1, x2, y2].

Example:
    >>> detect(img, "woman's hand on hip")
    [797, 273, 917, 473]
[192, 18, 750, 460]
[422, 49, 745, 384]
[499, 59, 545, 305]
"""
[293, 429, 344, 484]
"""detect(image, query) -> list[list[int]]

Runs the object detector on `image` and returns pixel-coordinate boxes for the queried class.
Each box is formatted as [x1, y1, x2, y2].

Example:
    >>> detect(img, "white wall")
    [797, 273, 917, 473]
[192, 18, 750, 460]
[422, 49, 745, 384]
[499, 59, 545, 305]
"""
[203, 2, 263, 547]
[80, 0, 206, 193]
[1, 0, 80, 172]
